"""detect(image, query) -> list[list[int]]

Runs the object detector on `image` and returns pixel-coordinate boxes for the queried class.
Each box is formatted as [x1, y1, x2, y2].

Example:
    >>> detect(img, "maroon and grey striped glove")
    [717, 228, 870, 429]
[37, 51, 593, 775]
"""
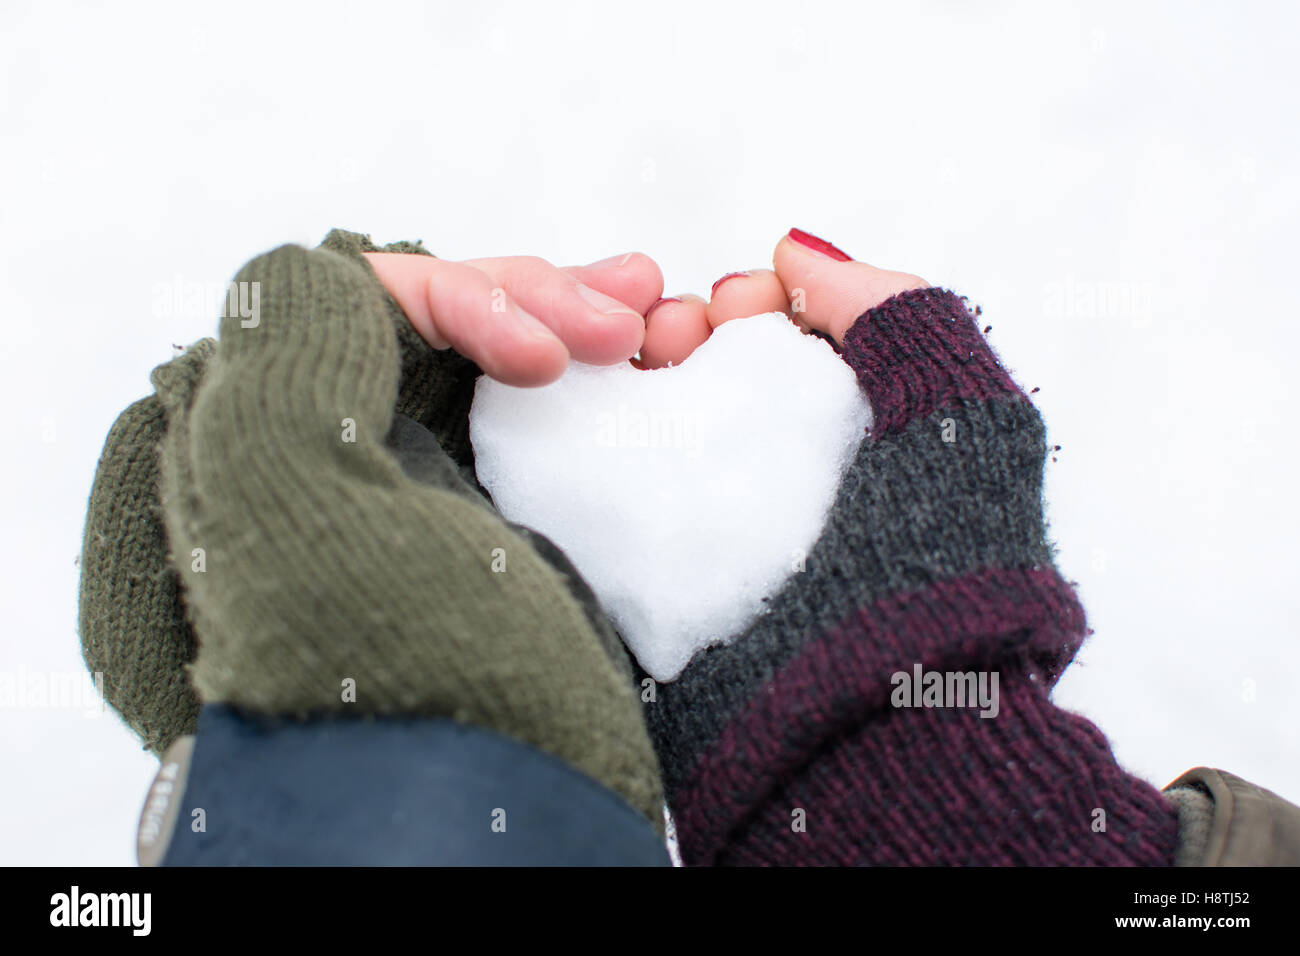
[641, 286, 1181, 866]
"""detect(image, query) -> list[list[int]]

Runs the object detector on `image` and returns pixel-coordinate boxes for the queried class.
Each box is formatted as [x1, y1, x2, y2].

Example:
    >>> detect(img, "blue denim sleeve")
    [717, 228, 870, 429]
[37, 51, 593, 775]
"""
[143, 704, 671, 866]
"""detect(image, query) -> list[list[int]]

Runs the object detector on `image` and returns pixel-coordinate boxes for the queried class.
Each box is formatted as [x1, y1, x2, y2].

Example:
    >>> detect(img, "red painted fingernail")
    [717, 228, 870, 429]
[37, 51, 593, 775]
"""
[710, 271, 751, 296]
[787, 227, 852, 262]
[645, 297, 681, 319]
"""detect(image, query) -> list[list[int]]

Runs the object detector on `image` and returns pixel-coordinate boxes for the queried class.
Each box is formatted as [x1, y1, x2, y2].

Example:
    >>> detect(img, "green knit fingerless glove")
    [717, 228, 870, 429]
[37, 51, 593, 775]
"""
[80, 231, 468, 756]
[80, 232, 664, 826]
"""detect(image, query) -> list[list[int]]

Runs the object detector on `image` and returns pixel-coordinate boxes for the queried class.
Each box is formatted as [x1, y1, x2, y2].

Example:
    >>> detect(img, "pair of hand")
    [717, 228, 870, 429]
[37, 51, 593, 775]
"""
[363, 227, 928, 386]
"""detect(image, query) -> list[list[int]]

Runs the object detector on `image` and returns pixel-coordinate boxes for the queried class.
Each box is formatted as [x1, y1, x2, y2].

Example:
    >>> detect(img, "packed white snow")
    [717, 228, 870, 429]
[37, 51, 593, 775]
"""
[469, 312, 873, 681]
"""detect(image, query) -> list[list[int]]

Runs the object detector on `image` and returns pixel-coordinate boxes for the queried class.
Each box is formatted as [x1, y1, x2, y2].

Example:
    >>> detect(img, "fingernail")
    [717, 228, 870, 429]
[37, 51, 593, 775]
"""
[711, 271, 751, 296]
[576, 283, 642, 318]
[645, 296, 681, 319]
[787, 227, 852, 262]
[586, 252, 635, 270]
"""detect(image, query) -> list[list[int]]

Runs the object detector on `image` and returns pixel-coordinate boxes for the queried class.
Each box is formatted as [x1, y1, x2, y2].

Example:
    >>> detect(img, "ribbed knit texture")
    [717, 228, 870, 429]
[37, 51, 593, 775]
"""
[78, 342, 213, 754]
[1164, 783, 1214, 866]
[80, 231, 664, 827]
[642, 287, 1182, 865]
[80, 231, 477, 756]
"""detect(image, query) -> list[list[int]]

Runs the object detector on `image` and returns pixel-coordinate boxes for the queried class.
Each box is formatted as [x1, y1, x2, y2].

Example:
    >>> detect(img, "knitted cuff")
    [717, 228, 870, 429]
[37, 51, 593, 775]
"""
[841, 286, 1025, 435]
[706, 661, 1180, 865]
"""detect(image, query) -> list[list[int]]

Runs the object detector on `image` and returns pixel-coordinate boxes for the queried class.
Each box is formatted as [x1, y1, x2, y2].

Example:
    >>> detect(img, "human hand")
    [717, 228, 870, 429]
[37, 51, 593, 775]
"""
[79, 231, 669, 831]
[632, 229, 1079, 865]
[363, 249, 663, 386]
[635, 227, 928, 369]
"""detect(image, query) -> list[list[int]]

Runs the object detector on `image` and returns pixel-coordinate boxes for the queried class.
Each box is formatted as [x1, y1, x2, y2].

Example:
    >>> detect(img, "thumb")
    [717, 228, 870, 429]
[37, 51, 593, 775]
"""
[773, 228, 928, 342]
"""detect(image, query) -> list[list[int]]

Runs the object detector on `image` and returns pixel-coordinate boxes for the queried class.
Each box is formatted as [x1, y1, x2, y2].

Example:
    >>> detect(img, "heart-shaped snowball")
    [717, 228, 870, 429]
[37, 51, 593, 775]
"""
[469, 312, 872, 682]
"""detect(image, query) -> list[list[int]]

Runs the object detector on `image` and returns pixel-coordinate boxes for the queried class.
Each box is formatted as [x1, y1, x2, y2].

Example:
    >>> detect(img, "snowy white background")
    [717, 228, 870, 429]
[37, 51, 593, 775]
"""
[2, 0, 1297, 866]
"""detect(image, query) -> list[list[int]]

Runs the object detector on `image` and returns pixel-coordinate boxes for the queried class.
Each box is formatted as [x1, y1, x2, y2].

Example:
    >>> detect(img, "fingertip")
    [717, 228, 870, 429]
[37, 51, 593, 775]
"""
[705, 269, 789, 331]
[621, 251, 664, 290]
[571, 295, 647, 366]
[640, 295, 710, 369]
[564, 251, 665, 315]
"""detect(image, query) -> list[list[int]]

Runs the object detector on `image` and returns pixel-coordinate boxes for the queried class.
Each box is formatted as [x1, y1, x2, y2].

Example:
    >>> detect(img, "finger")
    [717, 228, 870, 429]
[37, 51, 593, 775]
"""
[363, 252, 569, 387]
[705, 269, 791, 330]
[773, 229, 929, 342]
[638, 294, 711, 369]
[562, 252, 665, 316]
[363, 252, 452, 348]
[463, 255, 646, 366]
